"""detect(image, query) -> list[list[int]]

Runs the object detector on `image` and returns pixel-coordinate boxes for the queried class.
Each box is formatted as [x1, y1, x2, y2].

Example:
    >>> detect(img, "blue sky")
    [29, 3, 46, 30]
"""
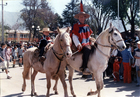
[0, 0, 71, 15]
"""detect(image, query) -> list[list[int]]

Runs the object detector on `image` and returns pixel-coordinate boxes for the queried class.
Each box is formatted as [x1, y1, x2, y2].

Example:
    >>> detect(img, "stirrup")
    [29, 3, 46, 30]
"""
[79, 67, 84, 71]
[82, 68, 91, 75]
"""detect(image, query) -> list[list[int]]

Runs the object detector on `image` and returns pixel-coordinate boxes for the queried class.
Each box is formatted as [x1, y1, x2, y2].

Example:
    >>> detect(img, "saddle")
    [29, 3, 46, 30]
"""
[32, 43, 53, 65]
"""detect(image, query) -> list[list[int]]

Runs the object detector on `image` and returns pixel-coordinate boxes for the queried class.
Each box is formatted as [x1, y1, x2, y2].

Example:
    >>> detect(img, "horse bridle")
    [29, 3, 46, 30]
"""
[52, 32, 71, 74]
[95, 28, 124, 58]
[108, 28, 124, 48]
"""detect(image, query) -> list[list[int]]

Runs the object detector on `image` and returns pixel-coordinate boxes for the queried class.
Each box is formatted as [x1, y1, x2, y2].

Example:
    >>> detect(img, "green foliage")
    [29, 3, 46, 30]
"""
[20, 0, 63, 41]
[62, 0, 79, 26]
[109, 0, 140, 37]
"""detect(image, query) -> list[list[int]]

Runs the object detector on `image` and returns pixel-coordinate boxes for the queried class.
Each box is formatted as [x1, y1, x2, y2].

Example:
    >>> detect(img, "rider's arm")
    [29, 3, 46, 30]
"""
[72, 34, 81, 47]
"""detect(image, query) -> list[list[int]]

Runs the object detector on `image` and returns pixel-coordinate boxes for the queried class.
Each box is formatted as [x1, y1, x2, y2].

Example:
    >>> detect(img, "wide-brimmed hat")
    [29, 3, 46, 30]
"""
[74, 0, 90, 19]
[39, 27, 52, 33]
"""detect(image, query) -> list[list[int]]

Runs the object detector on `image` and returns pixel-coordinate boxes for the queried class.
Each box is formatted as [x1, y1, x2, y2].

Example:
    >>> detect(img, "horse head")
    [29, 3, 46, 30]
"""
[57, 27, 72, 58]
[108, 23, 126, 51]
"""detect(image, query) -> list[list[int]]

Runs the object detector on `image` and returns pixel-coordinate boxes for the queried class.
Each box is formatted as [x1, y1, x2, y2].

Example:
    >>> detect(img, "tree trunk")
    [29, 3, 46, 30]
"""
[131, 16, 135, 38]
[120, 17, 127, 33]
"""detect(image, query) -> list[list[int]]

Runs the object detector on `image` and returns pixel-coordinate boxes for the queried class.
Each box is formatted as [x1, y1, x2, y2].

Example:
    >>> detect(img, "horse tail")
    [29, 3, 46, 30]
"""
[22, 51, 32, 79]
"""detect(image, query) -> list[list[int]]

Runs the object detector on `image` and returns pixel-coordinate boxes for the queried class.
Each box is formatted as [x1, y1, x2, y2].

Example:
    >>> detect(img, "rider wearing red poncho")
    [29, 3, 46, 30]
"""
[70, 0, 93, 73]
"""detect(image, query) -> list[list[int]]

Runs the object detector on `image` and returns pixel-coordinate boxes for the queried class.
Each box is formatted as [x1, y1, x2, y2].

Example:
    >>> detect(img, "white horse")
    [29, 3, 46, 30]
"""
[66, 24, 126, 97]
[22, 28, 72, 97]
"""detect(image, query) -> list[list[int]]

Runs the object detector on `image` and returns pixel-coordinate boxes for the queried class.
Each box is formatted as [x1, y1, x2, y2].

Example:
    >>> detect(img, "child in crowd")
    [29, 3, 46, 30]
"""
[113, 57, 122, 82]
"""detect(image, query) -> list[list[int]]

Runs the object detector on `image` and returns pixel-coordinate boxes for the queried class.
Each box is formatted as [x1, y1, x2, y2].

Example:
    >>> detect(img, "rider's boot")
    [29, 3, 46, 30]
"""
[39, 56, 46, 65]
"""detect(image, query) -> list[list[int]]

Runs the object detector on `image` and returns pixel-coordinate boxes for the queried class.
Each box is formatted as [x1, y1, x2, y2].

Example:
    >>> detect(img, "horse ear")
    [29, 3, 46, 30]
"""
[57, 27, 61, 34]
[110, 22, 113, 28]
[109, 22, 113, 33]
[109, 28, 113, 33]
[66, 27, 70, 33]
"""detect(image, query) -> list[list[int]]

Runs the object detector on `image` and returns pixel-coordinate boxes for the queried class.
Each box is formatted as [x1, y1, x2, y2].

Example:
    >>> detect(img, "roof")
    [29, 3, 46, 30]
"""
[5, 30, 30, 34]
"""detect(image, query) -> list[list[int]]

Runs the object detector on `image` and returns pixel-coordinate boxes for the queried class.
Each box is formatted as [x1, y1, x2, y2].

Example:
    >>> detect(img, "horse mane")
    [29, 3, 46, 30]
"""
[90, 43, 97, 54]
[90, 27, 110, 55]
[96, 27, 110, 41]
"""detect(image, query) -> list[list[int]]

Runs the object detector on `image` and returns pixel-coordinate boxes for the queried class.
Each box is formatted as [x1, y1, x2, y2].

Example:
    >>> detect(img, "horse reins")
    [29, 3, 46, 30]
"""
[52, 47, 64, 74]
[95, 28, 123, 58]
[52, 33, 71, 74]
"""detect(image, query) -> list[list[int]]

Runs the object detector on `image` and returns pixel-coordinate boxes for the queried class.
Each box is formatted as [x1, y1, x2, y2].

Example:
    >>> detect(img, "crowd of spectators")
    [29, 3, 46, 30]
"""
[105, 33, 140, 87]
[0, 42, 37, 79]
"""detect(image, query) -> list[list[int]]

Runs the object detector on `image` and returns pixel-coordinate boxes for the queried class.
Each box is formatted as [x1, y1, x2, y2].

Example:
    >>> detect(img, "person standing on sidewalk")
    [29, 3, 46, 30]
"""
[18, 45, 23, 67]
[134, 41, 140, 86]
[121, 42, 134, 83]
[12, 45, 18, 68]
[1, 43, 12, 79]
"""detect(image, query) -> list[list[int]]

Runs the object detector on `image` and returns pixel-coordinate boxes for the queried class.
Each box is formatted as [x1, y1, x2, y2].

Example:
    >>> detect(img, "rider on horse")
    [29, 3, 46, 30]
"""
[70, 0, 93, 73]
[38, 27, 52, 62]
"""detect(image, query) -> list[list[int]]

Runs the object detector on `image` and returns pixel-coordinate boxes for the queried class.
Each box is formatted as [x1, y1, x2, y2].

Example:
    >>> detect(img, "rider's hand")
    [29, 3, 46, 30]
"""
[77, 44, 82, 50]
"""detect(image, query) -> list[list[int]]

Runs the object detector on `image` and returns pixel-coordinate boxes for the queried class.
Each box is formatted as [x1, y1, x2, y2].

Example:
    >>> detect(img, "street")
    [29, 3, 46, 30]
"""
[0, 64, 140, 97]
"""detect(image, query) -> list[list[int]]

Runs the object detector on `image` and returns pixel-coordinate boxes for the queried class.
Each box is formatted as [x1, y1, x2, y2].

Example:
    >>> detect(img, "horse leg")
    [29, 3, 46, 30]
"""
[96, 72, 104, 97]
[22, 75, 26, 92]
[87, 73, 98, 96]
[94, 73, 104, 97]
[87, 72, 104, 97]
[31, 70, 38, 96]
[67, 65, 76, 97]
[53, 76, 59, 94]
[22, 66, 31, 92]
[46, 74, 51, 97]
[58, 70, 68, 97]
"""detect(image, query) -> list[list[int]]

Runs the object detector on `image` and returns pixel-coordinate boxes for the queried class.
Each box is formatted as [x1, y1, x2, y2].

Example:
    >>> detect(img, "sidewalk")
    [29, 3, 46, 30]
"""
[0, 64, 140, 97]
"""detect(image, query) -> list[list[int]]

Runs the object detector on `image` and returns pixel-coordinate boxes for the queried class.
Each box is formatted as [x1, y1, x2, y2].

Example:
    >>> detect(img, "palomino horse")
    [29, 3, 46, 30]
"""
[22, 28, 72, 97]
[65, 24, 126, 97]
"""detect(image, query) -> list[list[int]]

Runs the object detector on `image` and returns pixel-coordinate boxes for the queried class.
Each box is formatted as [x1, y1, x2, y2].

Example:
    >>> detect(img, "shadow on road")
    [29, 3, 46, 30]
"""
[104, 78, 140, 97]
[3, 92, 27, 97]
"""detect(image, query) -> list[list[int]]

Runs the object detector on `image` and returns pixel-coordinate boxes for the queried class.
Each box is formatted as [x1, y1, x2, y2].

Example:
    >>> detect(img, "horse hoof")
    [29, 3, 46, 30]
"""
[87, 91, 97, 96]
[73, 95, 76, 97]
[55, 91, 58, 94]
[22, 88, 25, 92]
[34, 92, 38, 96]
[31, 93, 34, 96]
[87, 92, 91, 96]
[31, 92, 38, 96]
[22, 89, 24, 92]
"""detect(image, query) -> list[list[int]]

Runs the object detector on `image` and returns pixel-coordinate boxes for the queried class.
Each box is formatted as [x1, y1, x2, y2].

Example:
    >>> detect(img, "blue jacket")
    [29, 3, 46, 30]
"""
[121, 49, 133, 63]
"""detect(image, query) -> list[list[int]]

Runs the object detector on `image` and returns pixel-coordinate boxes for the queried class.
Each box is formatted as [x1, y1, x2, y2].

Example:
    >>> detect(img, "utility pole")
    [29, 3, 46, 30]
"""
[0, 0, 7, 43]
[118, 0, 119, 29]
[2, 0, 4, 42]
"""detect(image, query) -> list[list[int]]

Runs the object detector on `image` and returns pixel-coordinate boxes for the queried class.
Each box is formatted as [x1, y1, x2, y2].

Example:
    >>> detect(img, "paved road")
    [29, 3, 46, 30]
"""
[0, 64, 140, 97]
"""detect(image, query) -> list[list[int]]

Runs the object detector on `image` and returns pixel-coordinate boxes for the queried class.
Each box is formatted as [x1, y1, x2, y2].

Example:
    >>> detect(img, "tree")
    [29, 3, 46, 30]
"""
[109, 0, 140, 37]
[62, 0, 79, 27]
[0, 23, 11, 42]
[20, 0, 62, 41]
[86, 0, 114, 35]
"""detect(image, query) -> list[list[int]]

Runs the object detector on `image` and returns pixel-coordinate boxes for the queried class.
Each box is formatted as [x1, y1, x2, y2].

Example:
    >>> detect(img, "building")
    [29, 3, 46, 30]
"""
[6, 30, 38, 43]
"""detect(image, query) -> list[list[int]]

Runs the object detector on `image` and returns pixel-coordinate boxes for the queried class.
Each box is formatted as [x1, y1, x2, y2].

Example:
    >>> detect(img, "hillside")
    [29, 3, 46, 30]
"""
[0, 11, 23, 27]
